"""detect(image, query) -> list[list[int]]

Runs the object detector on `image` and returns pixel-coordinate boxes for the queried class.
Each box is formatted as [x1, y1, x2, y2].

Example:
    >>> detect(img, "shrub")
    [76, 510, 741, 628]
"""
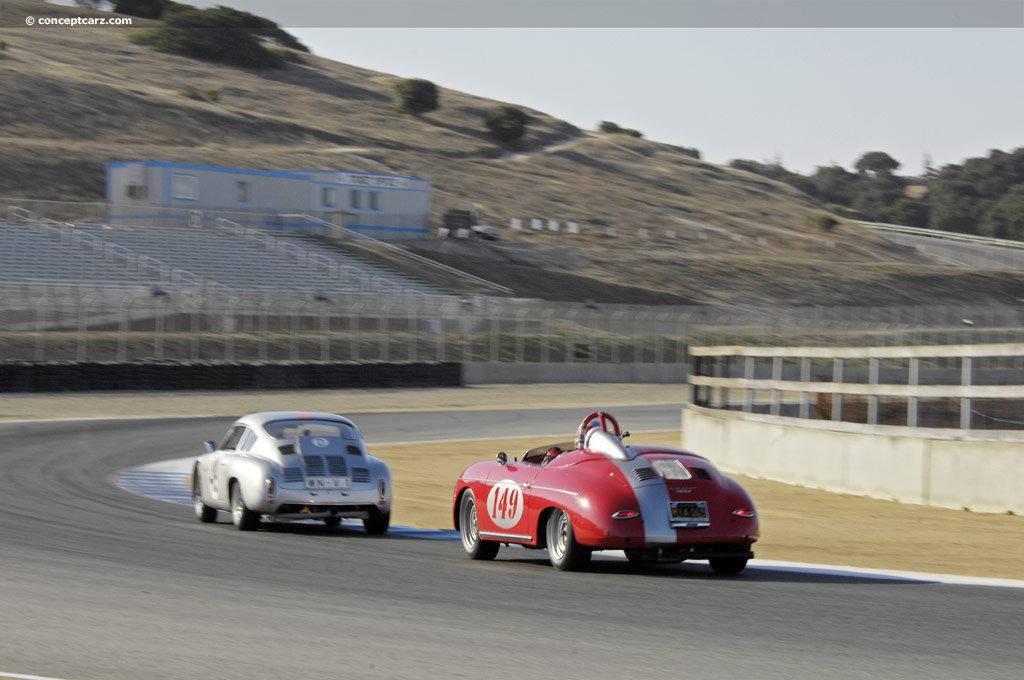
[814, 214, 840, 232]
[178, 86, 221, 103]
[0, 40, 7, 51]
[391, 78, 439, 115]
[485, 105, 528, 144]
[598, 120, 643, 138]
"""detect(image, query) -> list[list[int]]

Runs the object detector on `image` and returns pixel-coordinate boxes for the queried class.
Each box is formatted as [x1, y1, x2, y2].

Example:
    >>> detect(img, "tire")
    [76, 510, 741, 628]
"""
[459, 490, 499, 560]
[230, 481, 259, 531]
[709, 556, 749, 575]
[546, 508, 591, 571]
[323, 516, 341, 528]
[363, 506, 390, 535]
[192, 471, 217, 524]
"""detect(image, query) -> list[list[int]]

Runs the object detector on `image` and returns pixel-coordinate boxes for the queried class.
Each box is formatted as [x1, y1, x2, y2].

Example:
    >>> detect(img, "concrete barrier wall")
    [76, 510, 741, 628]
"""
[683, 405, 1024, 514]
[0, 360, 462, 392]
[464, 362, 687, 385]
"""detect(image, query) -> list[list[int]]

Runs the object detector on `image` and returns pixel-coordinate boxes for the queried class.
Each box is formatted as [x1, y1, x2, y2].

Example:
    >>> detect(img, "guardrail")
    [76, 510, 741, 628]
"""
[858, 220, 1024, 251]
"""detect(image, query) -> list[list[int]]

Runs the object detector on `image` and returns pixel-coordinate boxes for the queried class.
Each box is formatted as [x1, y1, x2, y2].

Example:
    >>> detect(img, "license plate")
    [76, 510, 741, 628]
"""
[669, 501, 709, 523]
[305, 477, 351, 490]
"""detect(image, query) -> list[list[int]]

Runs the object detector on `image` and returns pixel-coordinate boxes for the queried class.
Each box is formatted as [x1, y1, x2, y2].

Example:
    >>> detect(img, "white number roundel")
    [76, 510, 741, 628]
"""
[488, 479, 524, 529]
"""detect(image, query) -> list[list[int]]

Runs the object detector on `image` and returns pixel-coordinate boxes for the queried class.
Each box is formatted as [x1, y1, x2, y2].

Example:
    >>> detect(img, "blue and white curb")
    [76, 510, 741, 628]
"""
[114, 458, 459, 541]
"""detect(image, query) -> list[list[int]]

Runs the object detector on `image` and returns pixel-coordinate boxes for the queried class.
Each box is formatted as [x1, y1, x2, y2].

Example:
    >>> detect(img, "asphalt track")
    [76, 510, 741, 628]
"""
[2, 408, 1023, 680]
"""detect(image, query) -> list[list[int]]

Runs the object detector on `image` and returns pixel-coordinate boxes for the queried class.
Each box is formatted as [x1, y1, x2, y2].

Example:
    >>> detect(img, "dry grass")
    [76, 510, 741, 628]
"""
[3, 0, 1024, 306]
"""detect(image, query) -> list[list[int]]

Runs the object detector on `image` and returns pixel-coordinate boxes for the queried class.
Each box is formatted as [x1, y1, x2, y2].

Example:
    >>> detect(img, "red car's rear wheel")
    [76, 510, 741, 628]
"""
[546, 508, 591, 571]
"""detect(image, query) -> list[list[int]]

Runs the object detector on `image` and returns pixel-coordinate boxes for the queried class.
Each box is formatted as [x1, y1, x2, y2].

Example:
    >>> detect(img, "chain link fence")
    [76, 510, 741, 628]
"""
[4, 284, 1024, 364]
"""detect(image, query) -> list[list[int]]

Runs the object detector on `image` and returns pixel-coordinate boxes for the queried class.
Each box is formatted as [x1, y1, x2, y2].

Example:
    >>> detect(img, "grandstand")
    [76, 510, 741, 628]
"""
[0, 209, 472, 297]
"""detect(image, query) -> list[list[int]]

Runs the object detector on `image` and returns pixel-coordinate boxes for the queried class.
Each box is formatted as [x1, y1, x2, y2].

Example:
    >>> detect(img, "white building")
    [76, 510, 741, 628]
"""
[106, 162, 432, 240]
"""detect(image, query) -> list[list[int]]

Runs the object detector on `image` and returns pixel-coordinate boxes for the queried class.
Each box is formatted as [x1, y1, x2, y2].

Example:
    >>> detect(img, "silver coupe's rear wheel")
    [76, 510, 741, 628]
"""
[546, 508, 591, 571]
[192, 471, 217, 523]
[459, 490, 499, 560]
[363, 507, 390, 535]
[230, 481, 259, 531]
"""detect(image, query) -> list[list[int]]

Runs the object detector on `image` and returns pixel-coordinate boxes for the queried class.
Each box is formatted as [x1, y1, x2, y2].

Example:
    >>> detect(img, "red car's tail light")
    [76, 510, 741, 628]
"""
[612, 510, 640, 520]
[732, 508, 755, 517]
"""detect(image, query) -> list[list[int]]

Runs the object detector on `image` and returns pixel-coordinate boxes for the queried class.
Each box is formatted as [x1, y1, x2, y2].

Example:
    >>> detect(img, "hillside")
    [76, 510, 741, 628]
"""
[4, 0, 1024, 306]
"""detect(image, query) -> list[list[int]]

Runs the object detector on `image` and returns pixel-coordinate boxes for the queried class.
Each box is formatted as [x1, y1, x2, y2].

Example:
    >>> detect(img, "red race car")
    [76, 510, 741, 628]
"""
[452, 411, 759, 573]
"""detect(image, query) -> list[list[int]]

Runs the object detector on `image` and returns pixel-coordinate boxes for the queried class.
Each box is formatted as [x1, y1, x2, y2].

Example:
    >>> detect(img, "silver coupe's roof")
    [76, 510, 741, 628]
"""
[233, 411, 359, 429]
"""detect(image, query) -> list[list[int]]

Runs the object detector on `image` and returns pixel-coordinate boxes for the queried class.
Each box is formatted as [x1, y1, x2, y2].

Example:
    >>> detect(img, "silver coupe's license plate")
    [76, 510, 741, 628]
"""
[305, 477, 352, 490]
[669, 501, 708, 522]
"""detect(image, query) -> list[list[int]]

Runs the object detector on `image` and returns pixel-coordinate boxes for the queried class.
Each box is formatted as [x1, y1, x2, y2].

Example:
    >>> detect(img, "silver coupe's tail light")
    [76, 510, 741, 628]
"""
[379, 479, 387, 499]
[265, 477, 276, 499]
[612, 510, 640, 520]
[732, 508, 755, 517]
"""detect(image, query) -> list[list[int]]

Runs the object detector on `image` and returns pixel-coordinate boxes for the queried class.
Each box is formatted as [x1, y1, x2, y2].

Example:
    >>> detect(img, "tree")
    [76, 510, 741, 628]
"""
[927, 178, 988, 234]
[855, 151, 900, 176]
[197, 5, 309, 52]
[116, 0, 168, 18]
[812, 164, 859, 205]
[485, 105, 528, 144]
[391, 78, 439, 115]
[884, 198, 929, 228]
[128, 7, 288, 69]
[853, 172, 906, 222]
[978, 185, 1024, 240]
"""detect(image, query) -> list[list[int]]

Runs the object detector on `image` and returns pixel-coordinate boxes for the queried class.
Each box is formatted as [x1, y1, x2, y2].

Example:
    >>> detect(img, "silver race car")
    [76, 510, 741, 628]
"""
[191, 411, 392, 533]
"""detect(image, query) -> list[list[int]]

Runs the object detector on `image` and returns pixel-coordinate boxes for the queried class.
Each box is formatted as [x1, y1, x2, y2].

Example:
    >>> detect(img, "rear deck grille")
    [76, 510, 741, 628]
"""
[302, 455, 326, 476]
[351, 467, 371, 483]
[326, 456, 348, 476]
[283, 467, 303, 483]
[690, 467, 712, 480]
[633, 467, 660, 482]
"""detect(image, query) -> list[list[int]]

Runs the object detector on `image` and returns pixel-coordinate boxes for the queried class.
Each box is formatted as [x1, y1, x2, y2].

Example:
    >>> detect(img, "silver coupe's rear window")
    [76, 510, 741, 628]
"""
[264, 419, 357, 440]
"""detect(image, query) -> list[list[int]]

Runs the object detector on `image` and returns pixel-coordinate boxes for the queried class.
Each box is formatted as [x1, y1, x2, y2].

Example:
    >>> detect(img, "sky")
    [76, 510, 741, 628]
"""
[47, 1, 1024, 176]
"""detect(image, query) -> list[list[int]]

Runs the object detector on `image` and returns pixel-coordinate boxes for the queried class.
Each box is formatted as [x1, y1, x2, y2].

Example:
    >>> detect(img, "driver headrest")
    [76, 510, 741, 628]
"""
[584, 429, 632, 460]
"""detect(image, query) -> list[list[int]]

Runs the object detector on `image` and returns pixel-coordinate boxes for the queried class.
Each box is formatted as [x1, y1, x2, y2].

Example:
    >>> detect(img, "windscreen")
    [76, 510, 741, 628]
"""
[264, 419, 357, 440]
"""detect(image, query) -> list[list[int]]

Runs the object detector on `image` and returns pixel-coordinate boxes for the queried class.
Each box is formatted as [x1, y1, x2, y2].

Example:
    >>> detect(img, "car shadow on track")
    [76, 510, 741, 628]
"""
[498, 554, 937, 585]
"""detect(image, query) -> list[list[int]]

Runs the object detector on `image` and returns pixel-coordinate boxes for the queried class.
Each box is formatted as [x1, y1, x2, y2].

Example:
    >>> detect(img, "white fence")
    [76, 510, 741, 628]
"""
[685, 343, 1024, 513]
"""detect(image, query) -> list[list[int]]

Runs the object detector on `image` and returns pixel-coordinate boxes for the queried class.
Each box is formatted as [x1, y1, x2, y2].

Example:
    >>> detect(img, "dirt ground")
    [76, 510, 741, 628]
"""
[3, 384, 1022, 580]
